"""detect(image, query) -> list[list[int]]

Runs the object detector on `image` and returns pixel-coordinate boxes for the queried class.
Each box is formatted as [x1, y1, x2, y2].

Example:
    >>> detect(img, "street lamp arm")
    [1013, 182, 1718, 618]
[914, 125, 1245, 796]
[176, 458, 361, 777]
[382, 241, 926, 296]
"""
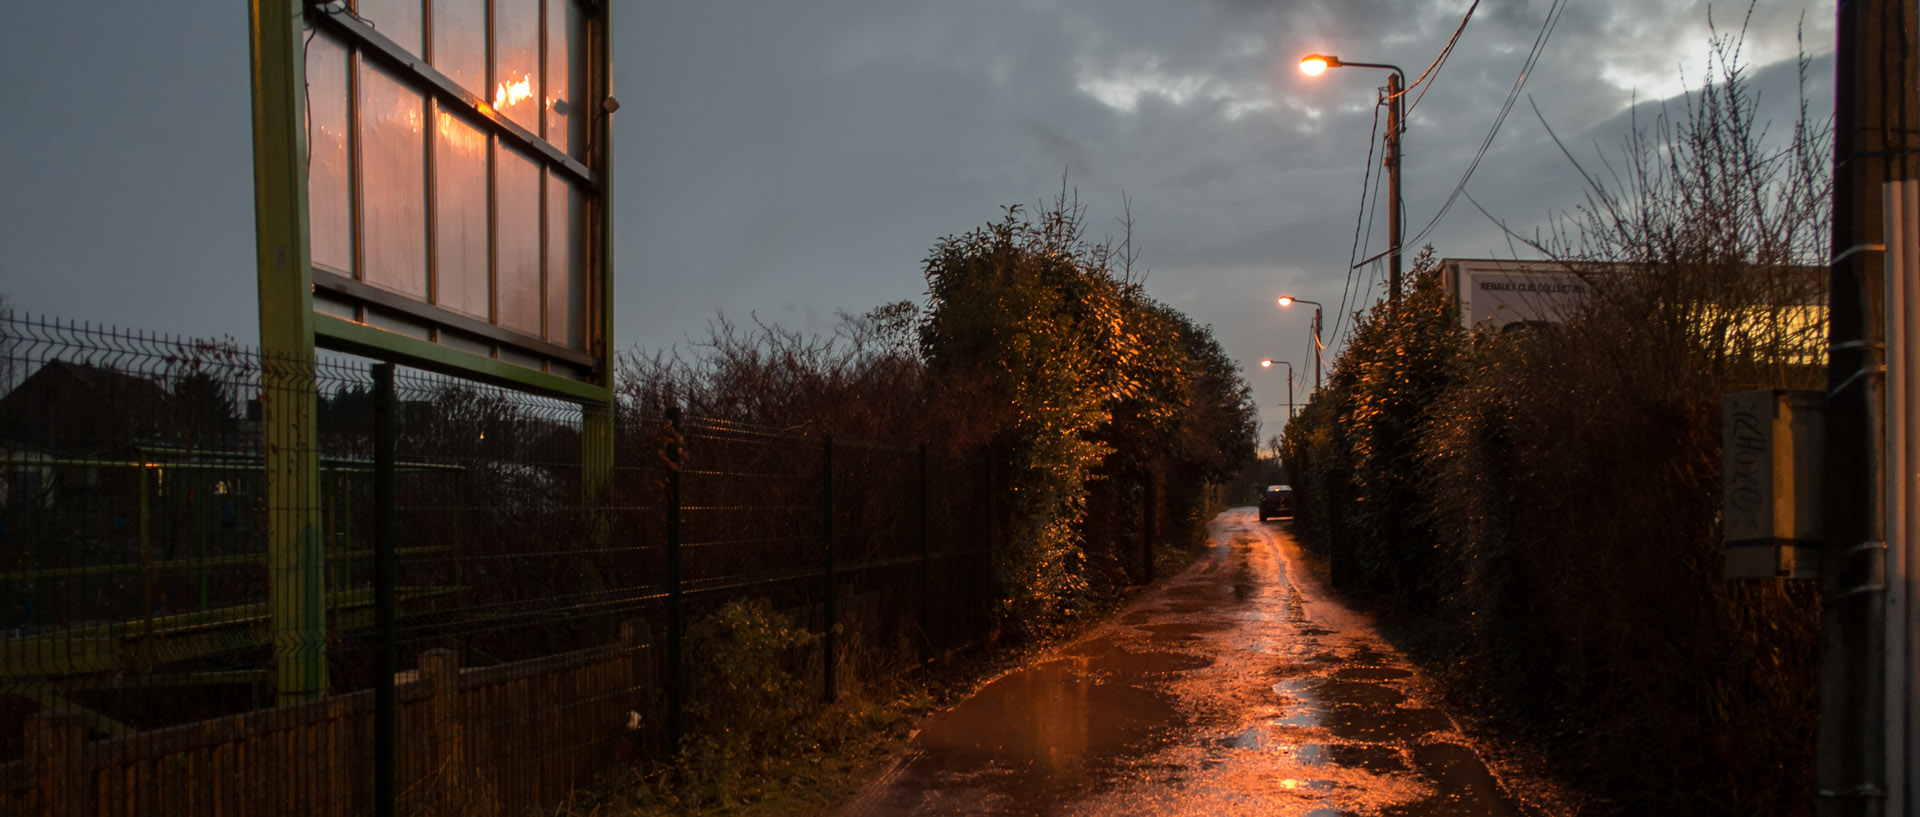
[1330, 60, 1407, 85]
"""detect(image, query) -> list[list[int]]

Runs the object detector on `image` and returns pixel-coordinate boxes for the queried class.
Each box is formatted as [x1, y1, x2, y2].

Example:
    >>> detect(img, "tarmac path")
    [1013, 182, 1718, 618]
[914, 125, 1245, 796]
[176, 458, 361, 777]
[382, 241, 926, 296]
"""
[836, 508, 1533, 817]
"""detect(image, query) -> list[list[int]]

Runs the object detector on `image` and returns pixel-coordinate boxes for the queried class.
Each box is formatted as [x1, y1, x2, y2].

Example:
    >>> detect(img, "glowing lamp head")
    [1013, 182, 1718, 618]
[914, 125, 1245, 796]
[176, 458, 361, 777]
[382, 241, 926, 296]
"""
[1278, 296, 1296, 307]
[1299, 54, 1337, 76]
[1260, 359, 1274, 368]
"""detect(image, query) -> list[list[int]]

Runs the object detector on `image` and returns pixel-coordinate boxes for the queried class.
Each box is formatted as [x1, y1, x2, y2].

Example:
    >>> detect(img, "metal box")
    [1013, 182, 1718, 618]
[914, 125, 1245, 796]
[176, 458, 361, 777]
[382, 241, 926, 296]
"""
[1722, 389, 1825, 578]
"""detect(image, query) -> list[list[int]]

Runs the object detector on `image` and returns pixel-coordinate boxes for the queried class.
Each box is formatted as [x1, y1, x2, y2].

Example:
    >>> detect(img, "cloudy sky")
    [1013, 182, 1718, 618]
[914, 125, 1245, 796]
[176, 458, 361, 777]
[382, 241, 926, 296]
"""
[0, 1, 1834, 438]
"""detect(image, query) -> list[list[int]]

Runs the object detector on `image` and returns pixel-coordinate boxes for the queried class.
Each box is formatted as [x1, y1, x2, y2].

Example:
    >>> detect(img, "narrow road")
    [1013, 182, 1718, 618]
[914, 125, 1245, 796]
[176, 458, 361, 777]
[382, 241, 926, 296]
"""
[838, 508, 1532, 817]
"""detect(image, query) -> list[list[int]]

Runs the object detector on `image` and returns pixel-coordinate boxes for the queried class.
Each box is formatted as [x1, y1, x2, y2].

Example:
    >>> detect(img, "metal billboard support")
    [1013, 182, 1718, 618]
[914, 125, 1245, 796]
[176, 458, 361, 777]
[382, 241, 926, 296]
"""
[248, 0, 327, 705]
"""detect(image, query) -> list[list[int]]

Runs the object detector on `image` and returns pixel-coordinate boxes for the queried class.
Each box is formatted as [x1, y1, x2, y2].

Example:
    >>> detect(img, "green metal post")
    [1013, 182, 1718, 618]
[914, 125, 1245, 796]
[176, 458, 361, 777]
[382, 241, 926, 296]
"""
[665, 408, 684, 750]
[139, 467, 154, 628]
[822, 434, 836, 703]
[372, 363, 397, 817]
[196, 477, 209, 612]
[249, 0, 327, 704]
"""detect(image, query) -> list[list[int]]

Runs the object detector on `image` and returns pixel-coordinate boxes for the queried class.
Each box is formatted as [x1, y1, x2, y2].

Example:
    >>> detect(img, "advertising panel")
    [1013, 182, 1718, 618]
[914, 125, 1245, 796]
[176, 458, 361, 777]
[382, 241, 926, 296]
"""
[1444, 258, 1593, 332]
[302, 0, 611, 398]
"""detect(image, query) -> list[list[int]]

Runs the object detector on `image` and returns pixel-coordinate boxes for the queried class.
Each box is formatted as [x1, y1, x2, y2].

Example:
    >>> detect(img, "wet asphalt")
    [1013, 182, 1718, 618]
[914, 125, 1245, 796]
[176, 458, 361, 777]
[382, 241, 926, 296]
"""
[836, 508, 1531, 817]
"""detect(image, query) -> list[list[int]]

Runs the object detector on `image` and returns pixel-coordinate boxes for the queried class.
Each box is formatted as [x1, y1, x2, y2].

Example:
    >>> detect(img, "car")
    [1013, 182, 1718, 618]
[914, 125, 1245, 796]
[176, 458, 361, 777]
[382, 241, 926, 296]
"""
[1258, 484, 1293, 521]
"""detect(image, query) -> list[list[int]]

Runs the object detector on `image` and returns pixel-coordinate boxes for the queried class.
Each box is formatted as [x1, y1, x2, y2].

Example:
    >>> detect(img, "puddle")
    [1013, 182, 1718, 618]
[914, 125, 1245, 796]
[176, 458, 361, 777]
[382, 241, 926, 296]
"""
[1328, 705, 1455, 742]
[1315, 679, 1409, 708]
[1139, 621, 1233, 641]
[1383, 743, 1524, 817]
[1328, 743, 1408, 774]
[916, 656, 1183, 774]
[1333, 666, 1412, 682]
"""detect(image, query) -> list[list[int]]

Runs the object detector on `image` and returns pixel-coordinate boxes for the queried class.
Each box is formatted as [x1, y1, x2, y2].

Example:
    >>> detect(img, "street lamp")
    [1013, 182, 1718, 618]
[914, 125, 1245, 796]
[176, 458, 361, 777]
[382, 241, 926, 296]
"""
[1277, 296, 1324, 391]
[1259, 358, 1296, 421]
[1299, 53, 1406, 307]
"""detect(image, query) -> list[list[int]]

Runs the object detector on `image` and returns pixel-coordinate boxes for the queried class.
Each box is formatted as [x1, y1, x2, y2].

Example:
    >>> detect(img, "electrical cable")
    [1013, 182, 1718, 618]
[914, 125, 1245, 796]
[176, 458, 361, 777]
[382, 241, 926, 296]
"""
[1404, 0, 1482, 115]
[1407, 0, 1568, 249]
[1332, 103, 1385, 350]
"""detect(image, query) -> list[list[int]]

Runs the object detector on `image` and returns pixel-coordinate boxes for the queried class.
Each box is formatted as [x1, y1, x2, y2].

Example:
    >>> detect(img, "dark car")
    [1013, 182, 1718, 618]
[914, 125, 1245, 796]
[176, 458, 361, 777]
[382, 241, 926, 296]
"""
[1258, 484, 1293, 521]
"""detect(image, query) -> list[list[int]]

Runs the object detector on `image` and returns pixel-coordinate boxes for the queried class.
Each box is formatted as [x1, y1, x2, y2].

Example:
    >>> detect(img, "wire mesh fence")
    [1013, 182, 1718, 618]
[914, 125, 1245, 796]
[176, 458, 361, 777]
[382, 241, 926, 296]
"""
[0, 313, 995, 815]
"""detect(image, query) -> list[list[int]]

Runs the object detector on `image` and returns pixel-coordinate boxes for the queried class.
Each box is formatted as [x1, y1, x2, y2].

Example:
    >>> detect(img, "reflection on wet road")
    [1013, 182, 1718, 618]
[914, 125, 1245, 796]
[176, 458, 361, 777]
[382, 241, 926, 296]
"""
[838, 509, 1528, 817]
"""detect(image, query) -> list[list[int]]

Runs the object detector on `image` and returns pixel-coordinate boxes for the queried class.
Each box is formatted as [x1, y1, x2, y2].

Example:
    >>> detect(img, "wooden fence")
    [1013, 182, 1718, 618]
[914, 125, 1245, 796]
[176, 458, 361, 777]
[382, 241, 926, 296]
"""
[2, 622, 653, 817]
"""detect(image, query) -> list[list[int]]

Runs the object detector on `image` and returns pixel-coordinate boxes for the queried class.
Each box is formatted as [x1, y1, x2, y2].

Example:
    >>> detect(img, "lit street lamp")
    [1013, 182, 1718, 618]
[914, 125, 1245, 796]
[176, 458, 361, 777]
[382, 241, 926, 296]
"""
[1277, 296, 1324, 391]
[1259, 358, 1296, 421]
[1300, 53, 1406, 307]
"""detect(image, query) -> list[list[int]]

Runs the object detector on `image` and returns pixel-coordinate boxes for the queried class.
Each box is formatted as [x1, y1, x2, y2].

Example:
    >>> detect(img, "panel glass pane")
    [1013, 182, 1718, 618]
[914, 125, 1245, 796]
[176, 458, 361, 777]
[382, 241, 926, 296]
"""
[307, 34, 353, 275]
[434, 108, 489, 319]
[430, 0, 486, 98]
[355, 0, 423, 56]
[492, 0, 540, 132]
[359, 59, 428, 299]
[495, 144, 542, 336]
[545, 0, 587, 158]
[546, 172, 586, 350]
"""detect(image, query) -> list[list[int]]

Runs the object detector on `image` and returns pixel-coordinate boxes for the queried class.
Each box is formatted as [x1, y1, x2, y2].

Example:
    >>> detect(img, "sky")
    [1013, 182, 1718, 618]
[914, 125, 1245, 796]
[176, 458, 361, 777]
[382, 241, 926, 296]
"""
[0, 1, 1836, 440]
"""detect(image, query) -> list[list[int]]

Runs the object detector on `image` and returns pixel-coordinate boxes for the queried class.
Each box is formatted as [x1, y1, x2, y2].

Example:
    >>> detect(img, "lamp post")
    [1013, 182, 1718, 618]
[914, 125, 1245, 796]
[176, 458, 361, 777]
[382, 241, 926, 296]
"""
[1277, 296, 1323, 391]
[1300, 53, 1406, 307]
[1259, 358, 1295, 421]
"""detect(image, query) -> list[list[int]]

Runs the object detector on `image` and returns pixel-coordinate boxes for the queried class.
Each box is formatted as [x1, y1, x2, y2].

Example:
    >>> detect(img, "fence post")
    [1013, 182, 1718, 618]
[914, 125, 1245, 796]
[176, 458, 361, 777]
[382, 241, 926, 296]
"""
[918, 443, 931, 662]
[663, 408, 684, 751]
[420, 649, 464, 810]
[822, 434, 837, 703]
[372, 362, 397, 817]
[25, 710, 86, 817]
[664, 408, 687, 751]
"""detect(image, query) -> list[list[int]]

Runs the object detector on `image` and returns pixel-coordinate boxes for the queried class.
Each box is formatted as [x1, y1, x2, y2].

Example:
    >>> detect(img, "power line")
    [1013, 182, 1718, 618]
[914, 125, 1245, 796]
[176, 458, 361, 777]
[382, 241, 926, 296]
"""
[1404, 0, 1482, 116]
[1408, 0, 1569, 248]
[1333, 103, 1385, 350]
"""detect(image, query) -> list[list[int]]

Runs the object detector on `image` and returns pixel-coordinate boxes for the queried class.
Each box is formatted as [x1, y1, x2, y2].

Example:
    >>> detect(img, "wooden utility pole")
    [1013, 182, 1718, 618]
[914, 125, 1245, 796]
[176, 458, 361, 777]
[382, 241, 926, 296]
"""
[1820, 0, 1916, 814]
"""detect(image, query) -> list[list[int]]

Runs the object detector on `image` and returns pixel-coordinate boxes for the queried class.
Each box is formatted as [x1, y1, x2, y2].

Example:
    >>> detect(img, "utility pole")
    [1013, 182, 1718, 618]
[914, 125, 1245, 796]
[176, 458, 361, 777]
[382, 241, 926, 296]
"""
[1313, 307, 1324, 391]
[1820, 1, 1916, 815]
[1386, 71, 1404, 307]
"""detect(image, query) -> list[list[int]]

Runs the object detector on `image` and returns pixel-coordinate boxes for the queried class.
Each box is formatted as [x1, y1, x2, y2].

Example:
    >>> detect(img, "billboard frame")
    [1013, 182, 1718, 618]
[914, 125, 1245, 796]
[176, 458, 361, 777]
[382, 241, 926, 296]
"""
[248, 0, 616, 704]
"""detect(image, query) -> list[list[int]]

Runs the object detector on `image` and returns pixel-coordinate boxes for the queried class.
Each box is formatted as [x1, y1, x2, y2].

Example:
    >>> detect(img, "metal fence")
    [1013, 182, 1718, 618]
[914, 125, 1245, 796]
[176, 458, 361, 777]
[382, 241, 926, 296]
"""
[0, 314, 994, 816]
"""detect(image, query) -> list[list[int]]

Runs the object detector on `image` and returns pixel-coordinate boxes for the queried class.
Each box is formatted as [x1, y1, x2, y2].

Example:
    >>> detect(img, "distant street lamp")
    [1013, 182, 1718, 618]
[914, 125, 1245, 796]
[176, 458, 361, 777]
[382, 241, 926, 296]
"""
[1300, 53, 1406, 307]
[1259, 358, 1296, 421]
[1277, 296, 1324, 391]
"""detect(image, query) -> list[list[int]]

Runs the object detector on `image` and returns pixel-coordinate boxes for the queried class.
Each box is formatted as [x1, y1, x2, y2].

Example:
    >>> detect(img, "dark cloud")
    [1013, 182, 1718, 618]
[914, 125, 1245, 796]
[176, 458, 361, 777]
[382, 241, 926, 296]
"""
[0, 1, 1834, 437]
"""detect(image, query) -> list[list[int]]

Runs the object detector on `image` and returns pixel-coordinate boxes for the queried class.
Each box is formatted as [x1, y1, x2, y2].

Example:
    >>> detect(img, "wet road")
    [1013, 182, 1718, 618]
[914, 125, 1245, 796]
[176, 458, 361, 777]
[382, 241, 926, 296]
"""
[838, 509, 1530, 817]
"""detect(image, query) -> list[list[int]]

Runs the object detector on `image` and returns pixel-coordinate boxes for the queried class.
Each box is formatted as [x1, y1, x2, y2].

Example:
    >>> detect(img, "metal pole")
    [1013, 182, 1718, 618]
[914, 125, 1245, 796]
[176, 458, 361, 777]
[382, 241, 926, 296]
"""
[664, 408, 684, 750]
[1313, 307, 1323, 391]
[372, 362, 396, 817]
[1386, 71, 1404, 307]
[822, 434, 836, 703]
[249, 0, 327, 705]
[1288, 368, 1295, 420]
[1820, 0, 1914, 813]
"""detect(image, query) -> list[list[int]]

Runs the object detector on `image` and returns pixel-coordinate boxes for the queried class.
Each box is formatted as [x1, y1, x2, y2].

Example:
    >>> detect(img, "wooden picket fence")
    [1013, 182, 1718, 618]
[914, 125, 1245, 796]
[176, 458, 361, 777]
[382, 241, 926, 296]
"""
[2, 622, 653, 817]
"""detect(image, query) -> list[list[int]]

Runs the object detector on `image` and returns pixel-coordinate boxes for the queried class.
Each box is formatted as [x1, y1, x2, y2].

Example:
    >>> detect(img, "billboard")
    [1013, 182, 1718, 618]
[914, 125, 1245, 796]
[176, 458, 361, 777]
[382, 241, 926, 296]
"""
[1442, 258, 1593, 332]
[302, 0, 612, 398]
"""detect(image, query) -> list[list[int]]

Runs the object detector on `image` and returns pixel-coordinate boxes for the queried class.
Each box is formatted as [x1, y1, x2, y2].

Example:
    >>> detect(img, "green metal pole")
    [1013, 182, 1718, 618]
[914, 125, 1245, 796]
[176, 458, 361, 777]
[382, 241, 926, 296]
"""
[664, 408, 684, 751]
[139, 467, 154, 629]
[248, 0, 327, 704]
[822, 434, 836, 703]
[196, 477, 209, 612]
[372, 363, 397, 817]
